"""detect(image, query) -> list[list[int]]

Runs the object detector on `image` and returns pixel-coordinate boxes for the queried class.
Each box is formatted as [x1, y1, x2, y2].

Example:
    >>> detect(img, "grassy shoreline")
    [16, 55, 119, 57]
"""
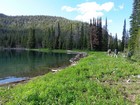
[0, 51, 140, 104]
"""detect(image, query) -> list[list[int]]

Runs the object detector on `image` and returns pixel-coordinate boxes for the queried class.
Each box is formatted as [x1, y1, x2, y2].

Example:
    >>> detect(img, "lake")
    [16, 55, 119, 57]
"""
[0, 50, 75, 85]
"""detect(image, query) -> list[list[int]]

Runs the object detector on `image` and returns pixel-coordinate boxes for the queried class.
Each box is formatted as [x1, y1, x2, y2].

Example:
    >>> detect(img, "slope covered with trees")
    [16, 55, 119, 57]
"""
[0, 13, 119, 51]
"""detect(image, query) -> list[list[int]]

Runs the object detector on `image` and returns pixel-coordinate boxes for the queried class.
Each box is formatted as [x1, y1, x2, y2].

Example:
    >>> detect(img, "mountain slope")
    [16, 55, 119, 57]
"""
[0, 14, 80, 29]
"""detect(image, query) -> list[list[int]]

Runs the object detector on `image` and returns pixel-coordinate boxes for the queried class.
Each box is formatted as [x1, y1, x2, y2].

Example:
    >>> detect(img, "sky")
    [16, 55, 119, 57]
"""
[0, 0, 133, 39]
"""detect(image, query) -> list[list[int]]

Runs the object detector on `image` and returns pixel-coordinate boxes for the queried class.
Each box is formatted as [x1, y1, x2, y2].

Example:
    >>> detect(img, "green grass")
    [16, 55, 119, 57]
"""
[1, 51, 140, 105]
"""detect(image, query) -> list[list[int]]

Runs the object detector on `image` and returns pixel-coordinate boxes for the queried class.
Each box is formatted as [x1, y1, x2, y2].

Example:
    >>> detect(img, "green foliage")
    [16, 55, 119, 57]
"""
[55, 22, 61, 49]
[68, 24, 73, 50]
[133, 28, 140, 59]
[129, 0, 140, 54]
[96, 17, 102, 51]
[79, 23, 84, 49]
[122, 19, 126, 51]
[27, 28, 36, 48]
[0, 14, 121, 51]
[102, 18, 108, 51]
[0, 14, 83, 49]
[114, 33, 118, 49]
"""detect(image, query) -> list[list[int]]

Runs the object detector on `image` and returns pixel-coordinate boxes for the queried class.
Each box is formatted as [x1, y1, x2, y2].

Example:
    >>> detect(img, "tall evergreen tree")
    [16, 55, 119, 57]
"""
[122, 19, 127, 51]
[27, 28, 36, 48]
[96, 17, 102, 50]
[92, 18, 99, 50]
[47, 26, 55, 49]
[68, 24, 73, 50]
[55, 22, 61, 49]
[42, 30, 48, 48]
[108, 33, 113, 49]
[135, 28, 140, 55]
[89, 19, 93, 50]
[102, 18, 108, 51]
[80, 23, 84, 49]
[114, 33, 118, 49]
[83, 23, 88, 49]
[75, 23, 80, 49]
[47, 28, 51, 49]
[125, 30, 129, 48]
[129, 0, 140, 54]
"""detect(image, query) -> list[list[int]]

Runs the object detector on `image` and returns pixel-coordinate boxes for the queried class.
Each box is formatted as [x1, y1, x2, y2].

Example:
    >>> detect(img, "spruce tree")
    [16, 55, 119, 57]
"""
[114, 33, 118, 49]
[97, 17, 102, 50]
[68, 24, 73, 50]
[42, 30, 48, 48]
[80, 23, 84, 49]
[89, 19, 93, 50]
[122, 19, 127, 51]
[129, 0, 140, 53]
[92, 18, 99, 50]
[55, 22, 61, 49]
[47, 26, 55, 50]
[27, 28, 36, 48]
[102, 18, 108, 51]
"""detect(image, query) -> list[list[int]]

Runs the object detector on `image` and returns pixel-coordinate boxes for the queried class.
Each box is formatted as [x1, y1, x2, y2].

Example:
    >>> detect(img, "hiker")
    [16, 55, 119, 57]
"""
[114, 49, 118, 58]
[122, 51, 127, 57]
[127, 51, 132, 58]
[107, 49, 112, 56]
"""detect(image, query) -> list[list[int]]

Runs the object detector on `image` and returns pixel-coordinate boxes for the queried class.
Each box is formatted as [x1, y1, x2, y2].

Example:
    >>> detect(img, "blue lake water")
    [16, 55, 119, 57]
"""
[0, 50, 74, 85]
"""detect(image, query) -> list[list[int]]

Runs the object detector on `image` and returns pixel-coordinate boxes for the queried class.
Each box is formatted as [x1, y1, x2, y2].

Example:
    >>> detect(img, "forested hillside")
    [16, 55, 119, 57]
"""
[0, 13, 119, 50]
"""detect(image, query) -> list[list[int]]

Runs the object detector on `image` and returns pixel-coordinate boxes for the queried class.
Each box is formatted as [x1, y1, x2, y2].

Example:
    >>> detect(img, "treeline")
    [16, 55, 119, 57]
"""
[0, 14, 123, 51]
[129, 0, 140, 57]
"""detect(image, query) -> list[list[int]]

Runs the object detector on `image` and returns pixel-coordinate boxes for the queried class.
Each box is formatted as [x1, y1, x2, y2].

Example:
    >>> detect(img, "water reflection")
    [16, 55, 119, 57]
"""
[0, 50, 74, 84]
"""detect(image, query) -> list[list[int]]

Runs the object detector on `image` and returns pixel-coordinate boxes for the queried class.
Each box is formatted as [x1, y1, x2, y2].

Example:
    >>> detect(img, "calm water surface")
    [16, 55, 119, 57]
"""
[0, 50, 74, 85]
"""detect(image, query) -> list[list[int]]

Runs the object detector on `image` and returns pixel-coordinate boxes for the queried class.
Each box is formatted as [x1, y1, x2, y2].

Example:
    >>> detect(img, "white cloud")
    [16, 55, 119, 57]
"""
[114, 4, 124, 11]
[61, 2, 114, 22]
[61, 6, 76, 12]
[101, 2, 114, 12]
[119, 4, 124, 10]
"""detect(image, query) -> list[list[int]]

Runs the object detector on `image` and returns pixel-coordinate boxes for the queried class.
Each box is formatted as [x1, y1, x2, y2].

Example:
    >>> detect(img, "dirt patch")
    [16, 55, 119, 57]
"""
[101, 75, 140, 104]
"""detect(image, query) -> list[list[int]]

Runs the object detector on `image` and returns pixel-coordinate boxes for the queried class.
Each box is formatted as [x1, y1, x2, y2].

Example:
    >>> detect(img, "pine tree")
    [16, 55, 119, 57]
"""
[47, 26, 55, 49]
[89, 19, 93, 50]
[135, 28, 140, 56]
[108, 33, 113, 49]
[75, 23, 80, 49]
[122, 19, 127, 51]
[92, 18, 99, 50]
[129, 0, 140, 53]
[42, 30, 48, 48]
[125, 30, 129, 48]
[96, 17, 102, 50]
[27, 28, 36, 48]
[102, 18, 108, 51]
[83, 23, 88, 49]
[80, 23, 84, 49]
[114, 33, 118, 49]
[68, 24, 73, 50]
[55, 22, 61, 49]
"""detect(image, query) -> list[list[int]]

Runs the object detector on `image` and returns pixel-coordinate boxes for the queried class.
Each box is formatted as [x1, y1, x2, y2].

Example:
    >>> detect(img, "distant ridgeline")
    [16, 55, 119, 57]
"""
[0, 13, 118, 50]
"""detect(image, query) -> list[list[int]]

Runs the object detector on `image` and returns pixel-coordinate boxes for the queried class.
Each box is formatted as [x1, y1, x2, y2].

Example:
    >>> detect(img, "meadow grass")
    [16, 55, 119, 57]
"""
[0, 51, 140, 105]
